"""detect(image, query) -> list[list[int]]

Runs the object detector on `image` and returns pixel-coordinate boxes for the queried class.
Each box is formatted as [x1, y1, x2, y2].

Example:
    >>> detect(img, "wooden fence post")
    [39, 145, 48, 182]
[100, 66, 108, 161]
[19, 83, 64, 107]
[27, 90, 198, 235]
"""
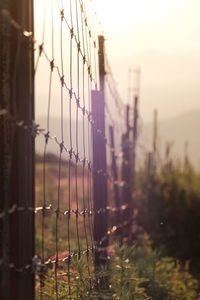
[0, 1, 35, 299]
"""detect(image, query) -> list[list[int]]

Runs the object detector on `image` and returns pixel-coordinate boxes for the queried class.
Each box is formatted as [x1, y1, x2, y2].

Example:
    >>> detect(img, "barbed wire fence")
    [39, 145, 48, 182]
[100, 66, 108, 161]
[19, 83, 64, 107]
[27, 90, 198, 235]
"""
[0, 0, 140, 299]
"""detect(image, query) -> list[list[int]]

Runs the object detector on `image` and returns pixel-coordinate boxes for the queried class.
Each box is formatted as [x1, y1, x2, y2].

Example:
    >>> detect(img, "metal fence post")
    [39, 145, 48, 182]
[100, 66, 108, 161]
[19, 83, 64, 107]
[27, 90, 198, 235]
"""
[132, 96, 138, 193]
[92, 35, 108, 269]
[121, 105, 132, 241]
[152, 109, 158, 172]
[0, 1, 34, 299]
[92, 91, 108, 266]
[109, 126, 120, 220]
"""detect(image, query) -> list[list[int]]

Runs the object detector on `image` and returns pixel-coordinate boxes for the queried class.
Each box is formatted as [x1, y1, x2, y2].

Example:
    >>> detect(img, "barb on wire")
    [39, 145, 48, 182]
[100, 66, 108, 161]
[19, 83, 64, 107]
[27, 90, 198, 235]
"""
[0, 107, 128, 190]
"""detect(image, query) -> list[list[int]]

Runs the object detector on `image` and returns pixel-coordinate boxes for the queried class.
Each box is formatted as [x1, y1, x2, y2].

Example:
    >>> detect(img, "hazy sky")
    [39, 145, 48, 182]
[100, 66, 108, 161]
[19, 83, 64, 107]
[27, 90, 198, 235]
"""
[35, 0, 200, 122]
[93, 0, 200, 121]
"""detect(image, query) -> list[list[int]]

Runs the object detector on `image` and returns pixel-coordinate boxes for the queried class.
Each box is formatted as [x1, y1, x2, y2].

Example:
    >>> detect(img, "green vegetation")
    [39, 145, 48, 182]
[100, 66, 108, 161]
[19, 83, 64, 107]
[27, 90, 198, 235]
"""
[136, 158, 200, 275]
[35, 153, 91, 259]
[35, 154, 200, 299]
[35, 238, 198, 299]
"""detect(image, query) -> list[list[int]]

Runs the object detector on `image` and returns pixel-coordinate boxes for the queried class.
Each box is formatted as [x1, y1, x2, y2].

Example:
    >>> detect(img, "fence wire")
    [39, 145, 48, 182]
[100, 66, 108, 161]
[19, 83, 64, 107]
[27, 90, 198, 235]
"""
[0, 1, 138, 299]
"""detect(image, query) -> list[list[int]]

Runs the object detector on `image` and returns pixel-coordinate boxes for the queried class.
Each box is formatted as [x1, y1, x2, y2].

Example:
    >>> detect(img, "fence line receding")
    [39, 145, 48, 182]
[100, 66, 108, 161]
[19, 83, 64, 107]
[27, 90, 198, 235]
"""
[0, 1, 138, 298]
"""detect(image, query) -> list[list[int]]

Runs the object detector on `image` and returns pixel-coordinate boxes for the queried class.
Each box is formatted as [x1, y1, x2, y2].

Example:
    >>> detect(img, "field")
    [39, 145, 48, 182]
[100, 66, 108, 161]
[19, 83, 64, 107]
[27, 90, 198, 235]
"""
[35, 153, 200, 299]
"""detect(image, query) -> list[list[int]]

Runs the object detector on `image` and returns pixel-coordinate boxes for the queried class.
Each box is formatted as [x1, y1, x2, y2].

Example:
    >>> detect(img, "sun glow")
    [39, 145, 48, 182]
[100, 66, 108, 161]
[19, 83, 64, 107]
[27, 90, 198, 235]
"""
[34, 0, 200, 121]
[94, 0, 190, 30]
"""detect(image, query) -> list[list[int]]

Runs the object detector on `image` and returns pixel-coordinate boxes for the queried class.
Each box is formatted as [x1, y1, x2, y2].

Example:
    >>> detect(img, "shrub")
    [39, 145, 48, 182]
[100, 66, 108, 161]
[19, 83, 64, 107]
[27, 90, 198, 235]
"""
[35, 239, 199, 299]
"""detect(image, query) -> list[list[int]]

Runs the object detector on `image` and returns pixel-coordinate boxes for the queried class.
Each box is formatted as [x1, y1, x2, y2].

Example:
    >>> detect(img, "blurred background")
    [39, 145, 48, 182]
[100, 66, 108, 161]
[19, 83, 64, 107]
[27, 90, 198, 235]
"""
[35, 0, 200, 167]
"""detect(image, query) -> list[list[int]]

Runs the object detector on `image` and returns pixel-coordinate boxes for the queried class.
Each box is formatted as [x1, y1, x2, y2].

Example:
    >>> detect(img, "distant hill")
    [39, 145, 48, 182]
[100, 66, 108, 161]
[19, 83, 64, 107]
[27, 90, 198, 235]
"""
[36, 110, 200, 168]
[141, 109, 200, 168]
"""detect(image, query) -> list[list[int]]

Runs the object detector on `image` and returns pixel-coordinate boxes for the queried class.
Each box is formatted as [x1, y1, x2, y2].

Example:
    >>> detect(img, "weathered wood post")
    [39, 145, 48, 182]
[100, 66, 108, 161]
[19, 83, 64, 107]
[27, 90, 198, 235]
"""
[0, 1, 35, 299]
